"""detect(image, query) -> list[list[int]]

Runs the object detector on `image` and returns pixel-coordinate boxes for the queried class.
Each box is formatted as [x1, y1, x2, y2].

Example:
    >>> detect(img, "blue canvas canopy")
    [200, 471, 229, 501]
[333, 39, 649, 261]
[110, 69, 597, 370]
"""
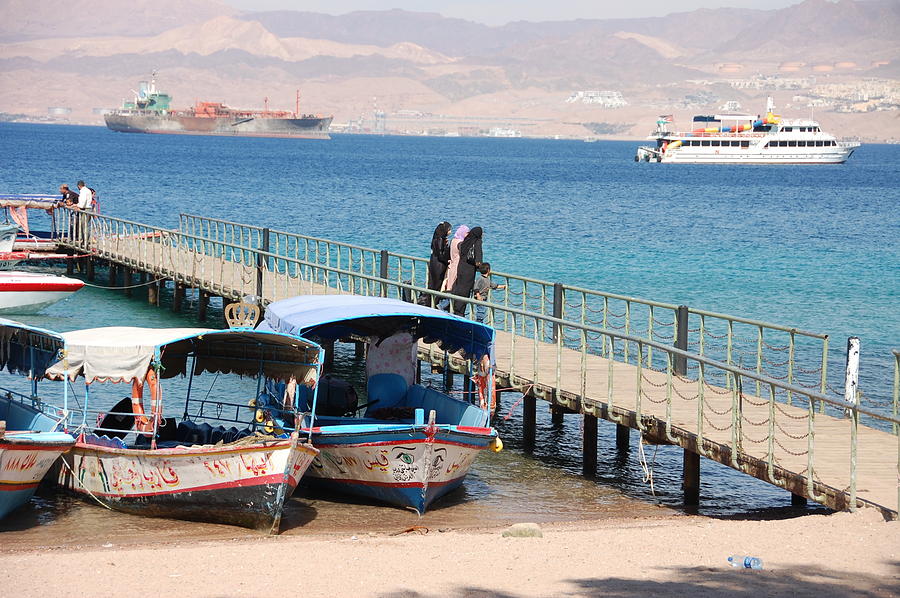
[260, 296, 494, 360]
[0, 318, 65, 379]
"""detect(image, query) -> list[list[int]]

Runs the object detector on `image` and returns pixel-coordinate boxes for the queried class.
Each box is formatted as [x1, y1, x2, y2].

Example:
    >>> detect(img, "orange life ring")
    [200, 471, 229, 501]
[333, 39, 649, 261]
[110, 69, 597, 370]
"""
[131, 368, 162, 435]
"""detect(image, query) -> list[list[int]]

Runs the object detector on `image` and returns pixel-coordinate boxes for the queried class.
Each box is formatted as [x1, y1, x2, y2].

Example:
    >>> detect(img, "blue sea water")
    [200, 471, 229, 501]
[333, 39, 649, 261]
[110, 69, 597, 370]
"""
[0, 122, 897, 522]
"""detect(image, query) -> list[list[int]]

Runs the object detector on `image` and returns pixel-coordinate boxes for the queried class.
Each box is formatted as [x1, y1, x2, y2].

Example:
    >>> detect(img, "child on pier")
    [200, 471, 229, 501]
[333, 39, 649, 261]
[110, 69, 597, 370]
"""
[473, 262, 505, 323]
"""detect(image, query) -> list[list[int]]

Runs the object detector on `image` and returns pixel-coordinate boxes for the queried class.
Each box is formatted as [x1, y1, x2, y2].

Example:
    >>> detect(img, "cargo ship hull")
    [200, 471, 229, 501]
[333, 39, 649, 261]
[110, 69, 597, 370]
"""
[105, 113, 332, 139]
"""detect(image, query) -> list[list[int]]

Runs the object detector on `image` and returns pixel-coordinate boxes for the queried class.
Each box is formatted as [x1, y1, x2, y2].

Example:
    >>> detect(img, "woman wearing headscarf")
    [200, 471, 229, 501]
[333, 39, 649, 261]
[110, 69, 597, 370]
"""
[419, 221, 451, 306]
[442, 225, 469, 290]
[450, 226, 483, 316]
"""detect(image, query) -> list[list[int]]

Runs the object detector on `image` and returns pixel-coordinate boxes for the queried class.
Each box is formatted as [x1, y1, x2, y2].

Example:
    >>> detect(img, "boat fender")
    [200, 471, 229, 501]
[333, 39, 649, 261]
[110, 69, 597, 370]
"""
[491, 437, 503, 453]
[255, 409, 267, 423]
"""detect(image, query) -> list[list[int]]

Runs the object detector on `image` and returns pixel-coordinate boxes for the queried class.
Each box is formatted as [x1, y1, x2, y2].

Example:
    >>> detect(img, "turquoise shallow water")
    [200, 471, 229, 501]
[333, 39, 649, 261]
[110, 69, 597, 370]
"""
[0, 122, 897, 523]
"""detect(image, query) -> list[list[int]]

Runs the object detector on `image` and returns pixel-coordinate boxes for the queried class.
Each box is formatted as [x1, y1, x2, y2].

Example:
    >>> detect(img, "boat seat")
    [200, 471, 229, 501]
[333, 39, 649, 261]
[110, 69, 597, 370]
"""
[364, 373, 409, 416]
[403, 384, 485, 427]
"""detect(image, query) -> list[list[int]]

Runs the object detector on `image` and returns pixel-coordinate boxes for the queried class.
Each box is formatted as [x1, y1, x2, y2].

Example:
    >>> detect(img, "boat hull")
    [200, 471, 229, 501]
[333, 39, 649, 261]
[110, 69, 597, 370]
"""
[56, 436, 318, 532]
[0, 272, 84, 314]
[0, 433, 75, 519]
[306, 425, 495, 513]
[105, 114, 333, 139]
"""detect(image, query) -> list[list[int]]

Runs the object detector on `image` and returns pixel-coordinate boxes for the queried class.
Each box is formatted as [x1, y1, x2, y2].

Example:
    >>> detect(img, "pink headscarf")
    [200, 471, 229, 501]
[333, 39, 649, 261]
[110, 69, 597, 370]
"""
[453, 225, 470, 241]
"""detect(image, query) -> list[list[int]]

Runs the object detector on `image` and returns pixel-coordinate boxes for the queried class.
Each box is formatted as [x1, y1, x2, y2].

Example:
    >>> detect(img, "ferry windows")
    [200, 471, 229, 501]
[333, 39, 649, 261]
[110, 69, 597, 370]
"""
[711, 140, 721, 147]
[741, 141, 750, 148]
[815, 140, 823, 147]
[701, 140, 711, 146]
[788, 140, 797, 147]
[784, 127, 793, 132]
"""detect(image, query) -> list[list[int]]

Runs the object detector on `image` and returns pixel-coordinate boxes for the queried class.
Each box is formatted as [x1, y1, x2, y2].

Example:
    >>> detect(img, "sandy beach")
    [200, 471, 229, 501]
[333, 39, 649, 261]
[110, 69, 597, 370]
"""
[1, 509, 896, 597]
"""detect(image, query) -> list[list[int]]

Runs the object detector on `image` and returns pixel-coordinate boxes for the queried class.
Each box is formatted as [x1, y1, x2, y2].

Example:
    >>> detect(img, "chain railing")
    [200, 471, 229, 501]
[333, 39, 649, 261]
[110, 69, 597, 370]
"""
[176, 213, 832, 398]
[60, 209, 900, 517]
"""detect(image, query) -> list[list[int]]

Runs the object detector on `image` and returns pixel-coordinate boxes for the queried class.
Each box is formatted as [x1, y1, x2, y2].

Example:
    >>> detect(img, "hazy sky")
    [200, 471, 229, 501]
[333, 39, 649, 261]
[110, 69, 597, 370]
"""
[223, 0, 805, 25]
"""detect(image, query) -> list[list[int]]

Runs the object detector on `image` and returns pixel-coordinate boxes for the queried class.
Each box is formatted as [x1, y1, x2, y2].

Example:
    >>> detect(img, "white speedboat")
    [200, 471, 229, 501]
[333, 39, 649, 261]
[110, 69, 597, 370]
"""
[0, 272, 84, 314]
[635, 97, 860, 164]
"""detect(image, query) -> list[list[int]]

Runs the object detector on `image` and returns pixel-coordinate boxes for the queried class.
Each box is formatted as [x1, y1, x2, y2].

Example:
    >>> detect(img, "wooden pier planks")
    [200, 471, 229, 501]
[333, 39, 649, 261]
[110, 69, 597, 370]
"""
[81, 229, 899, 517]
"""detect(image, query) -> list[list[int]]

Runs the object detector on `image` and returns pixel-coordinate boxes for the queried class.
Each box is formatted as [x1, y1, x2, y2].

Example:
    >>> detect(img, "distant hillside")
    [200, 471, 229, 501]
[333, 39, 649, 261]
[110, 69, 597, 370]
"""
[0, 0, 234, 41]
[1, 0, 898, 141]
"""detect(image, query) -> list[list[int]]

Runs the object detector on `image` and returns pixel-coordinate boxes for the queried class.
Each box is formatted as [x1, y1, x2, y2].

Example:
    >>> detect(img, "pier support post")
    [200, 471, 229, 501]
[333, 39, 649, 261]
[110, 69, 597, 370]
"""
[323, 340, 335, 374]
[791, 493, 808, 507]
[616, 424, 631, 451]
[379, 250, 389, 297]
[66, 255, 74, 275]
[107, 262, 117, 287]
[148, 280, 160, 306]
[256, 228, 270, 300]
[672, 305, 689, 376]
[198, 291, 210, 321]
[552, 282, 564, 341]
[551, 405, 565, 426]
[86, 258, 95, 282]
[523, 395, 536, 453]
[442, 352, 454, 391]
[674, 305, 689, 376]
[582, 413, 598, 477]
[415, 360, 422, 384]
[172, 283, 185, 313]
[683, 449, 700, 506]
[123, 267, 133, 297]
[354, 341, 365, 360]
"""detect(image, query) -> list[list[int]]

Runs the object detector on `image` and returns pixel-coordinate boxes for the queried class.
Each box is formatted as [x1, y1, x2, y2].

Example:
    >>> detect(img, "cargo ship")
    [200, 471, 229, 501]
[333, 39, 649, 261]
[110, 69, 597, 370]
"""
[105, 74, 332, 139]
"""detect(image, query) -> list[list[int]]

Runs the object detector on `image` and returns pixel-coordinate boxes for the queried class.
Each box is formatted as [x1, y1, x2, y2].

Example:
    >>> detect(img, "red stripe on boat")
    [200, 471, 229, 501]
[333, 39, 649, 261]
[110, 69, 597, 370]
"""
[324, 475, 467, 489]
[72, 473, 292, 498]
[0, 283, 84, 292]
[0, 481, 40, 491]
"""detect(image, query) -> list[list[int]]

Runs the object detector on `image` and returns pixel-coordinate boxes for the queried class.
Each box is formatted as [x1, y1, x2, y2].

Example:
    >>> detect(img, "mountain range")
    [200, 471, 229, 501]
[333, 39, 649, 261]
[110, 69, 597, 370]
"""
[1, 0, 898, 140]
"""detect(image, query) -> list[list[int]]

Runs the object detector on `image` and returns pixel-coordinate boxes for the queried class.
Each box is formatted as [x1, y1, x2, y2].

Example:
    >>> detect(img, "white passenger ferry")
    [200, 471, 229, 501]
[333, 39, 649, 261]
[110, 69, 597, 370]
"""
[635, 98, 860, 164]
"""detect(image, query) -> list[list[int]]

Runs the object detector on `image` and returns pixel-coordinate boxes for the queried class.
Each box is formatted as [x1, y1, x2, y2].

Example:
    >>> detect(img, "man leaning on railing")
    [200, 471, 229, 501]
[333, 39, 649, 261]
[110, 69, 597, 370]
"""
[72, 180, 96, 244]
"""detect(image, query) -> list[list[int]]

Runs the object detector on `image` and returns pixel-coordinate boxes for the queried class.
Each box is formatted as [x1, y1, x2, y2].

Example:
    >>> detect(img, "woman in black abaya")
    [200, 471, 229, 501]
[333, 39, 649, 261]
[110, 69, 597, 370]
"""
[450, 226, 483, 316]
[420, 221, 451, 306]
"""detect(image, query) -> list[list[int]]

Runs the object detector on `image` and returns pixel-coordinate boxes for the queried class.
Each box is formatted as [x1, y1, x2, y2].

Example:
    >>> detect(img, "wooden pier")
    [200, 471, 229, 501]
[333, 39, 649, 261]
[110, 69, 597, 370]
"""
[58, 210, 900, 519]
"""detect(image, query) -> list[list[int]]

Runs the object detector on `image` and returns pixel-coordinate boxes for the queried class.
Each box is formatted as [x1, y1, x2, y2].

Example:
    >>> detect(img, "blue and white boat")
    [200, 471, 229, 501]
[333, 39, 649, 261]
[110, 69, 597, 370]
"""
[0, 319, 75, 520]
[259, 295, 500, 514]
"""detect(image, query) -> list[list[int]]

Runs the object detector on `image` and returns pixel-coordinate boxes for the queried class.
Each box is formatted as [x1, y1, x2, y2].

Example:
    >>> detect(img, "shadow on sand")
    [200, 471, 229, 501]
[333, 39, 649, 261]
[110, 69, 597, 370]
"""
[377, 562, 900, 598]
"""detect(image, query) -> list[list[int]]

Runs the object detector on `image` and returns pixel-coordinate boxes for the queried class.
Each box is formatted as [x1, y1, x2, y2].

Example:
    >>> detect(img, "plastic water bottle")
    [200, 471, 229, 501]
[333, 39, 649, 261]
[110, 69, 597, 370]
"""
[728, 555, 763, 570]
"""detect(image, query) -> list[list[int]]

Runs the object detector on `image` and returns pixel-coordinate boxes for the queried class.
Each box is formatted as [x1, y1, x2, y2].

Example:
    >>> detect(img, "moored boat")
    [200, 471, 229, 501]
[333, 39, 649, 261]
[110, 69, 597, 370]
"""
[0, 271, 84, 314]
[0, 319, 75, 520]
[635, 97, 860, 164]
[44, 326, 324, 533]
[259, 295, 500, 514]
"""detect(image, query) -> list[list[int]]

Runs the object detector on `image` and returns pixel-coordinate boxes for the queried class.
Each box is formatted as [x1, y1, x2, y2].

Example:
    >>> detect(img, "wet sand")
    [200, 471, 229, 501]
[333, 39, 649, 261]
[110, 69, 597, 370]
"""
[1, 508, 896, 597]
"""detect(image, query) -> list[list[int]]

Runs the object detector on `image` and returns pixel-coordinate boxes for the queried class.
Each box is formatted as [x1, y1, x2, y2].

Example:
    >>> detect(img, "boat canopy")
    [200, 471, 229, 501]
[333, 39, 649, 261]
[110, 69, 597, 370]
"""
[0, 194, 63, 210]
[44, 327, 323, 384]
[260, 295, 495, 361]
[0, 318, 65, 379]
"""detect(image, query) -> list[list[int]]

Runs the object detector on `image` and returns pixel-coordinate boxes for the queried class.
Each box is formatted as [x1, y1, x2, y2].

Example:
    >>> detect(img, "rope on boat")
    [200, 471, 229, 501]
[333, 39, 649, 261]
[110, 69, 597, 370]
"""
[638, 436, 659, 497]
[81, 277, 167, 290]
[57, 455, 115, 511]
[501, 384, 534, 421]
[390, 525, 429, 536]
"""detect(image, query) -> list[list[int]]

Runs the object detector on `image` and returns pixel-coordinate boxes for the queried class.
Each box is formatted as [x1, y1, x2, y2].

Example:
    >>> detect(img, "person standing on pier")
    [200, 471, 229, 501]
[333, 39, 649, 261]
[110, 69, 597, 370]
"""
[59, 184, 78, 206]
[76, 180, 93, 211]
[420, 221, 451, 306]
[439, 224, 469, 310]
[473, 262, 505, 323]
[451, 226, 483, 317]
